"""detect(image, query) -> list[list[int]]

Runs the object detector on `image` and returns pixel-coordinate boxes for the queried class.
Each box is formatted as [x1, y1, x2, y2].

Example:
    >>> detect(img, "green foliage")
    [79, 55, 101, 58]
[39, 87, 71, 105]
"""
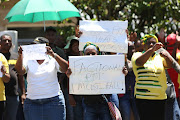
[69, 0, 179, 35]
[2, 0, 179, 37]
[41, 0, 180, 38]
[0, 0, 9, 4]
[56, 19, 76, 43]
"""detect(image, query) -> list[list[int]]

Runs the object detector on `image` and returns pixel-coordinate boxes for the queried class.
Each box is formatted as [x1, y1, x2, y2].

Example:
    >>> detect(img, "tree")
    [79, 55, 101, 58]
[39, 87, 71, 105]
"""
[0, 0, 9, 4]
[70, 0, 180, 36]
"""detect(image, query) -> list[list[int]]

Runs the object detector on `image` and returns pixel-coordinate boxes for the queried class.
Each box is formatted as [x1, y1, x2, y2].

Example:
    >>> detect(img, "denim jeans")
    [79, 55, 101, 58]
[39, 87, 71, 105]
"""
[174, 98, 180, 120]
[63, 88, 73, 120]
[84, 103, 112, 120]
[119, 91, 140, 120]
[3, 95, 19, 120]
[110, 94, 119, 108]
[24, 94, 66, 120]
[165, 97, 180, 120]
[73, 96, 83, 120]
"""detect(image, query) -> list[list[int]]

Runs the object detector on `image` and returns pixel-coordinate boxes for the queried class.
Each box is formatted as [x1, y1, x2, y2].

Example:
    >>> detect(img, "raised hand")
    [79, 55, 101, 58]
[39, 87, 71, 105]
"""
[45, 46, 55, 57]
[152, 42, 164, 51]
[18, 46, 23, 55]
[66, 67, 72, 78]
[75, 25, 83, 38]
[1, 65, 7, 75]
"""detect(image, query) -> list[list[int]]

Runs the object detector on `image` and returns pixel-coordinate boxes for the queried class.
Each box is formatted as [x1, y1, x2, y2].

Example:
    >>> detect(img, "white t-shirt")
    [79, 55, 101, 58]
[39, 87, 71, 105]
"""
[24, 56, 62, 99]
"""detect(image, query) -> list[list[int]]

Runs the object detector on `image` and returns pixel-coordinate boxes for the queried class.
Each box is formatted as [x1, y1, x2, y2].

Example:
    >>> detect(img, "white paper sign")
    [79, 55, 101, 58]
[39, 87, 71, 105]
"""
[22, 44, 47, 60]
[0, 61, 2, 77]
[69, 55, 125, 94]
[79, 20, 128, 53]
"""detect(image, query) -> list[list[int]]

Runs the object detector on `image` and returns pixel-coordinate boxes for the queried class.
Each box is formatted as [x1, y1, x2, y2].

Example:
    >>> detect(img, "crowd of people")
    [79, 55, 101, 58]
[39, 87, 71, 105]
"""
[0, 26, 180, 120]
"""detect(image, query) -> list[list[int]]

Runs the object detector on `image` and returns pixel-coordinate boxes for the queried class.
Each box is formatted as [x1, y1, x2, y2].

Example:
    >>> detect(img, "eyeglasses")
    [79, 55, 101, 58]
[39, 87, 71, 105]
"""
[85, 52, 97, 55]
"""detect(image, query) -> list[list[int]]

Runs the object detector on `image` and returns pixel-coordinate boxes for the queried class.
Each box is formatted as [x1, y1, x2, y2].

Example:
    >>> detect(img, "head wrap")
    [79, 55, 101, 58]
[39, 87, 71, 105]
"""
[83, 42, 100, 55]
[141, 34, 158, 45]
[84, 45, 98, 53]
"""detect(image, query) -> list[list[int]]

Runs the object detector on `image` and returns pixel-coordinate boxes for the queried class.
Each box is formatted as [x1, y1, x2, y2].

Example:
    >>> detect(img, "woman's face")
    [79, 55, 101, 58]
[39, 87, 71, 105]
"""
[144, 38, 157, 50]
[84, 48, 98, 55]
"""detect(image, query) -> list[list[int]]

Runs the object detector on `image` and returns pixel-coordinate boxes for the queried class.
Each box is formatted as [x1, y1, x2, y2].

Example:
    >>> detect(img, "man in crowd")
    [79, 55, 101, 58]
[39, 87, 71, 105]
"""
[0, 34, 25, 120]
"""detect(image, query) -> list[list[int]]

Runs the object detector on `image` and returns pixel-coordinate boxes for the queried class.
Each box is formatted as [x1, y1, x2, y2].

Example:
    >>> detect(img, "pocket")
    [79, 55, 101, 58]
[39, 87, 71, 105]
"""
[51, 95, 65, 106]
[23, 99, 31, 111]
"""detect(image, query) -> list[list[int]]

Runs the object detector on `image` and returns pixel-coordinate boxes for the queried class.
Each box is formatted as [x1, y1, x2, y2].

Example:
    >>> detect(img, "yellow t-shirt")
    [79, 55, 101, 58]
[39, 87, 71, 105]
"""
[132, 52, 167, 100]
[0, 53, 9, 101]
[177, 53, 180, 89]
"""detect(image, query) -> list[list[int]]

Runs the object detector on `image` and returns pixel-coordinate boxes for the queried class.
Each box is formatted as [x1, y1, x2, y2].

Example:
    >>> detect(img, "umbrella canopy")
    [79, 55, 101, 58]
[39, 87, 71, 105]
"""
[5, 0, 80, 23]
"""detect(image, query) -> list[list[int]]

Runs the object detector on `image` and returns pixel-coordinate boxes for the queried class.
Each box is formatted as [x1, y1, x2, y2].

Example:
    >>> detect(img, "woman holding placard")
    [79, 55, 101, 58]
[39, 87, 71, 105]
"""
[66, 42, 128, 120]
[66, 42, 113, 120]
[15, 37, 68, 120]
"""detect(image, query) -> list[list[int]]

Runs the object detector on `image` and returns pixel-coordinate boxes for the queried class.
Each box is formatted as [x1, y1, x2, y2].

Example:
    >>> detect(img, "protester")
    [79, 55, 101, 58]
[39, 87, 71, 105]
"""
[66, 42, 112, 120]
[44, 26, 67, 60]
[44, 26, 57, 48]
[0, 53, 10, 120]
[66, 41, 128, 120]
[15, 37, 68, 120]
[132, 34, 174, 120]
[171, 32, 180, 104]
[0, 34, 25, 120]
[118, 41, 140, 120]
[160, 32, 180, 120]
[64, 35, 84, 120]
[54, 35, 66, 49]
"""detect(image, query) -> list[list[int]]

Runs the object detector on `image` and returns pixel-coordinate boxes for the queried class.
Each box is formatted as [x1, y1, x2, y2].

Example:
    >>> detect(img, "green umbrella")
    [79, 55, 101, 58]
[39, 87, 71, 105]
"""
[5, 0, 80, 30]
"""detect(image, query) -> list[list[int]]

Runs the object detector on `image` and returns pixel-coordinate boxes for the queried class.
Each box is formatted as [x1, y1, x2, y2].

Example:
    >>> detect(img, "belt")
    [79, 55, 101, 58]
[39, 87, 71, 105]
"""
[27, 95, 59, 104]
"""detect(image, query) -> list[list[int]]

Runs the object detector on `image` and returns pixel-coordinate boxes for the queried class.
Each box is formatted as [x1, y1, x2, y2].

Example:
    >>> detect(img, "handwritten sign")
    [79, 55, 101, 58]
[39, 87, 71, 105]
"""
[79, 20, 128, 53]
[21, 44, 47, 60]
[69, 55, 125, 94]
[0, 61, 2, 77]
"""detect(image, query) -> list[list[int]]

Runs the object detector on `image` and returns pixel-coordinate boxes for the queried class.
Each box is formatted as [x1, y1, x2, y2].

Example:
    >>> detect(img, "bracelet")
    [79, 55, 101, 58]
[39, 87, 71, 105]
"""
[53, 53, 57, 59]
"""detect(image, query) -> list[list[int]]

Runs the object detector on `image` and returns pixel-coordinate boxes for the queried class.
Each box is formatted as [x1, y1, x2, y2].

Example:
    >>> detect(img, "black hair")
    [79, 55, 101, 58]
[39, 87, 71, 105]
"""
[69, 39, 79, 50]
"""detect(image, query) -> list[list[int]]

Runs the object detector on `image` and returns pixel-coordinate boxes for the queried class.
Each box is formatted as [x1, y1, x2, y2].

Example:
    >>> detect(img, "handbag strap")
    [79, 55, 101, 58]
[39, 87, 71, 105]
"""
[102, 94, 109, 103]
[165, 69, 172, 83]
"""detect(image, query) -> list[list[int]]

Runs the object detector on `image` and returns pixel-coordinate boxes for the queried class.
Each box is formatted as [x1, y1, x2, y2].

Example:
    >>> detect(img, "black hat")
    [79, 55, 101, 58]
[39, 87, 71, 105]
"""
[33, 37, 49, 45]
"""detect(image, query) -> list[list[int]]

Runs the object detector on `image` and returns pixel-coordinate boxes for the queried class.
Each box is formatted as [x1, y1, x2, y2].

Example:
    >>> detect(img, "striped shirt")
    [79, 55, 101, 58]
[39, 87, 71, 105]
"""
[132, 52, 167, 100]
[177, 53, 180, 89]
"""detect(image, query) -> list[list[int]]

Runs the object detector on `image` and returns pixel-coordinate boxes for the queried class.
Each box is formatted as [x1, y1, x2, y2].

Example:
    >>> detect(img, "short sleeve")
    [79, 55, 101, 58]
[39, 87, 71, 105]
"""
[161, 56, 169, 69]
[0, 54, 9, 74]
[54, 59, 61, 73]
[131, 52, 142, 67]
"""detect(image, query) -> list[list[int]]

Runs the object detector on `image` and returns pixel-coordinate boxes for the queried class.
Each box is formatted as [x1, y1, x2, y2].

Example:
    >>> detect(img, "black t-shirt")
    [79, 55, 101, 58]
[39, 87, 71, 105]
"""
[3, 52, 19, 96]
